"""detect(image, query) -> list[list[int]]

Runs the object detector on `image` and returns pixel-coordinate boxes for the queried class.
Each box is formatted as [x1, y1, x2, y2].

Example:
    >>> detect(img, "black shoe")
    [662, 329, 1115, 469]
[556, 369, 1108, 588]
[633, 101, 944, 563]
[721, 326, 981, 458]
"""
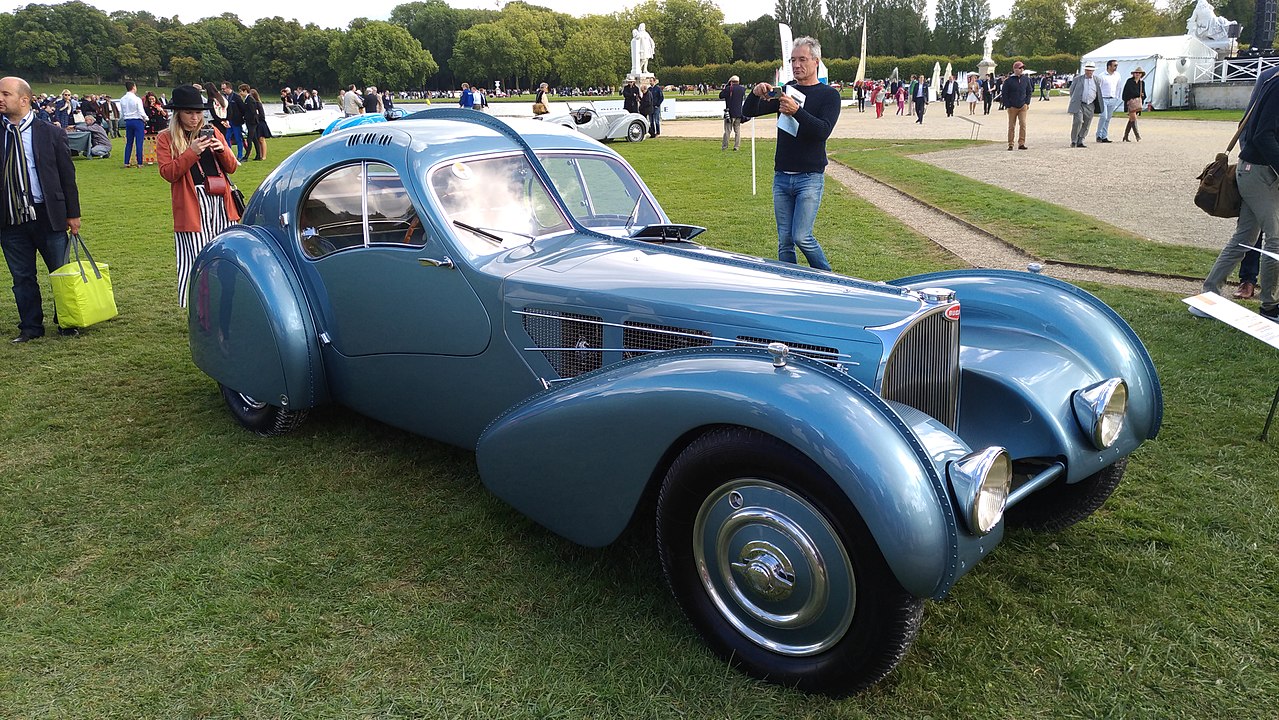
[1262, 306, 1279, 322]
[58, 327, 80, 337]
[1071, 142, 1079, 147]
[1078, 143, 1087, 148]
[10, 331, 41, 344]
[1097, 138, 1111, 143]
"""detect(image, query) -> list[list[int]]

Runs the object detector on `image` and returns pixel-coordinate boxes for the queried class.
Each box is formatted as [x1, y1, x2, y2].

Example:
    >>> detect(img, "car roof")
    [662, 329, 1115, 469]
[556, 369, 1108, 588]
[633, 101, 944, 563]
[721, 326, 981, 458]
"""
[308, 114, 614, 166]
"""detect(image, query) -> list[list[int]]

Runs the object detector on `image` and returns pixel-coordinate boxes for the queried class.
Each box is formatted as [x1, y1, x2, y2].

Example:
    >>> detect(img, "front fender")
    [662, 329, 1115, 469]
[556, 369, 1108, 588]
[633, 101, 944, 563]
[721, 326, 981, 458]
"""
[188, 226, 327, 410]
[476, 347, 974, 599]
[893, 269, 1162, 480]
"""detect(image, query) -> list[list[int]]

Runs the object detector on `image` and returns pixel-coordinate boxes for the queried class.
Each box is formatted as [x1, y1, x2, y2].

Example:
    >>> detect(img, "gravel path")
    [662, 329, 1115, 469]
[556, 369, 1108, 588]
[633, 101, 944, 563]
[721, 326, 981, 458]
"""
[664, 103, 1233, 294]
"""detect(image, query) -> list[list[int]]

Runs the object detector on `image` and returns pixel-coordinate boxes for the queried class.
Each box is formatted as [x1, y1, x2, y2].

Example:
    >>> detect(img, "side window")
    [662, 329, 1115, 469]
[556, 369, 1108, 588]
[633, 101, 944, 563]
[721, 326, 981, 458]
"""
[299, 162, 426, 259]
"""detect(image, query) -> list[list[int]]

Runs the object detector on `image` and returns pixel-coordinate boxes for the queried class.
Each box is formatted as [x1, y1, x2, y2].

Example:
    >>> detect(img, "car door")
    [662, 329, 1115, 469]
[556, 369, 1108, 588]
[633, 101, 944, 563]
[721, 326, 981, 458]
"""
[297, 160, 491, 357]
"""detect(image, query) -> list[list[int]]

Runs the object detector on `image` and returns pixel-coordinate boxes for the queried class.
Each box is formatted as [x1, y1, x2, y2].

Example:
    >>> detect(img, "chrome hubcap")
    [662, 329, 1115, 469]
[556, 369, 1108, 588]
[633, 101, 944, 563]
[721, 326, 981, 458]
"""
[693, 479, 855, 656]
[731, 540, 796, 601]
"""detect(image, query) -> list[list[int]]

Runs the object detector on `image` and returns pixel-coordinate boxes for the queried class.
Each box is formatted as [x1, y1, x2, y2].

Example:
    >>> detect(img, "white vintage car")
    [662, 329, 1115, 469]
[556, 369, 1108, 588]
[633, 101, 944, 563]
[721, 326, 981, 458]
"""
[265, 106, 343, 137]
[538, 101, 648, 142]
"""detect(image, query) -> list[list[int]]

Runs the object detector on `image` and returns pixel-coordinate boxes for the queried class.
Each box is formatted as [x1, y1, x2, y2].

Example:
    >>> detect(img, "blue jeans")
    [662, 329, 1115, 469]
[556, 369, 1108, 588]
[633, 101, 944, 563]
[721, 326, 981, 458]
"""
[648, 109, 661, 136]
[1, 205, 69, 336]
[123, 118, 145, 165]
[1096, 97, 1122, 140]
[773, 172, 831, 270]
[225, 123, 245, 160]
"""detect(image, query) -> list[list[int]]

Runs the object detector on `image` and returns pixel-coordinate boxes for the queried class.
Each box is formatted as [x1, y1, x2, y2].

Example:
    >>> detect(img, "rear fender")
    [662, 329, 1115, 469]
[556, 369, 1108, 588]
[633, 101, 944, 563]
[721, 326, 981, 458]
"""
[476, 347, 969, 598]
[188, 226, 327, 410]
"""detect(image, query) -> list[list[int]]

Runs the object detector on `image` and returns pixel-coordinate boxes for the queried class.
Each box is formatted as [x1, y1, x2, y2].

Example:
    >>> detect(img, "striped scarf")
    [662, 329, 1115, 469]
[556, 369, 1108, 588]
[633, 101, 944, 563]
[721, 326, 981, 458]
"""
[3, 114, 37, 225]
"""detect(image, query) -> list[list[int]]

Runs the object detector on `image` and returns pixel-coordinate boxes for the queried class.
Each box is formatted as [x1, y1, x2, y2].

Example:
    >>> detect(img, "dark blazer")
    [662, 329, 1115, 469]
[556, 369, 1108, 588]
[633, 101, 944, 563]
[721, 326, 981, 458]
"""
[225, 92, 246, 125]
[0, 117, 81, 232]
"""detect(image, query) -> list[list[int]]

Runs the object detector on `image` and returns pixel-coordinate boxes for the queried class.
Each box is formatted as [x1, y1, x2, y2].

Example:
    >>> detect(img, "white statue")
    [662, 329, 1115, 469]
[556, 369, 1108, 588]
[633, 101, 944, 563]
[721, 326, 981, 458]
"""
[631, 23, 655, 76]
[1187, 0, 1233, 41]
[982, 34, 993, 62]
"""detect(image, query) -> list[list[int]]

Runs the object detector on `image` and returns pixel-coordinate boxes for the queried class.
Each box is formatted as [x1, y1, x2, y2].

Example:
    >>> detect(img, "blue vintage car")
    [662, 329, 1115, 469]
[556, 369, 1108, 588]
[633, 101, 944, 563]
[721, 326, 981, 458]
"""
[188, 109, 1161, 695]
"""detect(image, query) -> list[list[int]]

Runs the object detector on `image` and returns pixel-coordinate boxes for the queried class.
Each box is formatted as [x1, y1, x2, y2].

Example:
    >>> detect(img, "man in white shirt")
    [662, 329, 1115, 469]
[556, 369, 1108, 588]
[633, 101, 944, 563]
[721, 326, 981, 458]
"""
[118, 80, 147, 168]
[1095, 60, 1123, 143]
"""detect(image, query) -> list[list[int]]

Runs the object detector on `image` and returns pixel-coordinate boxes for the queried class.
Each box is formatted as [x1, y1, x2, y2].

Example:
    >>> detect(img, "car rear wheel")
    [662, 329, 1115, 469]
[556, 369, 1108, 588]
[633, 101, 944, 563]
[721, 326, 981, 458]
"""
[656, 427, 922, 695]
[1005, 458, 1127, 532]
[219, 383, 308, 437]
[626, 121, 645, 142]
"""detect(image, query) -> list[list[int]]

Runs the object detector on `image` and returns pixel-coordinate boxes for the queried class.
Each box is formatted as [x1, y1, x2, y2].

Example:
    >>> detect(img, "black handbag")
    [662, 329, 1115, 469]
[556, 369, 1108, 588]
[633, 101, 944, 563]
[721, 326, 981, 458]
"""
[229, 183, 247, 215]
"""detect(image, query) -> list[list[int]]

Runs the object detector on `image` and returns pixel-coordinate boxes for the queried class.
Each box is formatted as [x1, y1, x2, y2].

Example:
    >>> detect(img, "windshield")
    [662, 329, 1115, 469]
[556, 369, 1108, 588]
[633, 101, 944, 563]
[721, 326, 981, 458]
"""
[536, 152, 663, 232]
[429, 151, 664, 256]
[430, 154, 573, 254]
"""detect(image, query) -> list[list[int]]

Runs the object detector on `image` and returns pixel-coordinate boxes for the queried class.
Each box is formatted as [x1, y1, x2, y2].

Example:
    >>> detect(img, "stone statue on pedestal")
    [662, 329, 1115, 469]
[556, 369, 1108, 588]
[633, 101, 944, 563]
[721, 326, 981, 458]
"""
[631, 24, 655, 76]
[1187, 0, 1234, 41]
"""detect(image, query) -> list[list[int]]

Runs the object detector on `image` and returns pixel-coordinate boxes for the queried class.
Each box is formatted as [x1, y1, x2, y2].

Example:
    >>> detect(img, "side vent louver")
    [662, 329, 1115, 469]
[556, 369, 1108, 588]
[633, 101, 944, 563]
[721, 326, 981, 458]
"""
[523, 309, 603, 379]
[345, 133, 394, 147]
[623, 322, 712, 359]
[736, 336, 841, 367]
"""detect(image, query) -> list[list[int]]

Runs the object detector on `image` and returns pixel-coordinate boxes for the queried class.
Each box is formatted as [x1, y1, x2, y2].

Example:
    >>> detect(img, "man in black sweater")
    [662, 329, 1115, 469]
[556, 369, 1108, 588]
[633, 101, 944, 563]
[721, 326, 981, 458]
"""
[743, 36, 840, 271]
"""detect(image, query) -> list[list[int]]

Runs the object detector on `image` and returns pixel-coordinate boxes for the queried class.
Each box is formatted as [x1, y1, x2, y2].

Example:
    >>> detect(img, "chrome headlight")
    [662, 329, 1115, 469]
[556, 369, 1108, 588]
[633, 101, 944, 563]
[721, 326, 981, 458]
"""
[1072, 378, 1128, 449]
[948, 447, 1012, 535]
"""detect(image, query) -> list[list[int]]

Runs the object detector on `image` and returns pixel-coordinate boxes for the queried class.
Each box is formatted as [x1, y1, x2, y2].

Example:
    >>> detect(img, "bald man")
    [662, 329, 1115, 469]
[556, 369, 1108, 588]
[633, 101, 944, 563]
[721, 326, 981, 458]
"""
[0, 76, 82, 342]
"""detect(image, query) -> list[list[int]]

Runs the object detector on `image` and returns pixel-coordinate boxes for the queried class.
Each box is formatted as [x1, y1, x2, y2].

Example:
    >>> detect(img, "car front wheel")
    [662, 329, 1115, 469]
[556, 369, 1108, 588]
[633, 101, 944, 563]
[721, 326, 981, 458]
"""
[626, 120, 645, 142]
[656, 427, 923, 695]
[219, 383, 308, 437]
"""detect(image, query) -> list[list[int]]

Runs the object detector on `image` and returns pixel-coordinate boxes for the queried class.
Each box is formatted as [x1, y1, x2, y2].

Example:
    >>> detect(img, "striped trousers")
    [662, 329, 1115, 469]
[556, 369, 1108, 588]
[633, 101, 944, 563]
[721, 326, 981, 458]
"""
[174, 186, 230, 307]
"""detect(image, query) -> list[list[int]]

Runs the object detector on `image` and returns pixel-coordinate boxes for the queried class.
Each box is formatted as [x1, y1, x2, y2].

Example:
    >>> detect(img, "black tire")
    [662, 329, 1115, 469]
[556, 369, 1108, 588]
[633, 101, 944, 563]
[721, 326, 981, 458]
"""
[219, 383, 308, 437]
[656, 427, 923, 695]
[626, 121, 645, 142]
[1004, 459, 1127, 532]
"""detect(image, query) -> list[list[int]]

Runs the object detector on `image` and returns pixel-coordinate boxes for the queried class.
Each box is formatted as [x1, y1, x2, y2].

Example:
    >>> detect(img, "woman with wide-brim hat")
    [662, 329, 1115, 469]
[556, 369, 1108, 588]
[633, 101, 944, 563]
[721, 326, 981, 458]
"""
[1121, 67, 1147, 141]
[156, 84, 240, 307]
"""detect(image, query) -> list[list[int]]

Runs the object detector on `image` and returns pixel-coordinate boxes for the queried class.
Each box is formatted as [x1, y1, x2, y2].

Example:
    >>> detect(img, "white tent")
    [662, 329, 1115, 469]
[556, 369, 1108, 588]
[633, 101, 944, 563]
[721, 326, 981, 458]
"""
[1081, 35, 1217, 109]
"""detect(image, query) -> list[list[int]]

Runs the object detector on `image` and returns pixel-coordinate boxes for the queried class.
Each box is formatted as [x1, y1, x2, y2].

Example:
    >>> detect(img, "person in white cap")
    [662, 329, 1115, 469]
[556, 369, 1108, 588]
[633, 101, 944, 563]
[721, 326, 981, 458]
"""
[1068, 61, 1102, 147]
[719, 75, 745, 150]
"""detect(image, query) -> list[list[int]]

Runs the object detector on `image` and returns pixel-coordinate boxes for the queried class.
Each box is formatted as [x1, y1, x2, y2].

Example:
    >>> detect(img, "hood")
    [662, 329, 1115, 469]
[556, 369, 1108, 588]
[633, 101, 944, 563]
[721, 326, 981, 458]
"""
[503, 240, 925, 343]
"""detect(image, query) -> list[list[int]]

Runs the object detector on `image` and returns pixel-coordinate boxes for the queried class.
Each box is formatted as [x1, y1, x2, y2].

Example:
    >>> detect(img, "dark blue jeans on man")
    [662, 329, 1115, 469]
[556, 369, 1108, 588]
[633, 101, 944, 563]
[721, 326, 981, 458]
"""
[773, 171, 831, 271]
[1, 204, 69, 337]
[224, 123, 245, 160]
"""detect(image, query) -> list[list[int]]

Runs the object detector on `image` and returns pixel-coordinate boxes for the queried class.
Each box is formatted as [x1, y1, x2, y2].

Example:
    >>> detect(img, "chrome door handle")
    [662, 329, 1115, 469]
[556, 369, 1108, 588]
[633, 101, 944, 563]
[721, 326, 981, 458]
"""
[418, 256, 455, 269]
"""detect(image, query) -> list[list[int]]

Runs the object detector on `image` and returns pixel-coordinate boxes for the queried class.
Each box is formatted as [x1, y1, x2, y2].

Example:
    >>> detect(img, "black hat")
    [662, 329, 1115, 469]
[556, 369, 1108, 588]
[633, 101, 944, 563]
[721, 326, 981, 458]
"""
[165, 84, 206, 110]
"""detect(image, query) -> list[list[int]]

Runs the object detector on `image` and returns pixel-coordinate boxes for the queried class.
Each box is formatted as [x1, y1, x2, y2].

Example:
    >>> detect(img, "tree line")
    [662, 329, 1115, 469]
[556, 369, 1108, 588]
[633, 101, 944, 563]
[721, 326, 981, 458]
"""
[0, 0, 1258, 94]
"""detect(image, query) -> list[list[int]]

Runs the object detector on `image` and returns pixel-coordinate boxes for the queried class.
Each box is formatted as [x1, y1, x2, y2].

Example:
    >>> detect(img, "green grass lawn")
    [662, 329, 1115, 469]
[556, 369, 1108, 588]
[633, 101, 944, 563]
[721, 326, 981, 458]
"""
[1154, 108, 1246, 122]
[1, 132, 1277, 718]
[827, 138, 1220, 278]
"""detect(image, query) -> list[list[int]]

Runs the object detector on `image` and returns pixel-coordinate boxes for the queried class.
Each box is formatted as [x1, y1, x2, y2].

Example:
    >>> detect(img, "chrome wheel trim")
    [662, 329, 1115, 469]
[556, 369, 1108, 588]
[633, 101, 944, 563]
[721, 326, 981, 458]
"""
[627, 122, 644, 142]
[236, 392, 267, 411]
[692, 478, 856, 656]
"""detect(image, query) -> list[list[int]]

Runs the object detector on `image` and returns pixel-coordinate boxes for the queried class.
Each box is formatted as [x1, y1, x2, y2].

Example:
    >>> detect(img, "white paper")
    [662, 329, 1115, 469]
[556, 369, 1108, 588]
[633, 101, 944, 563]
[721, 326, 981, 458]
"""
[777, 85, 806, 137]
[1183, 292, 1279, 350]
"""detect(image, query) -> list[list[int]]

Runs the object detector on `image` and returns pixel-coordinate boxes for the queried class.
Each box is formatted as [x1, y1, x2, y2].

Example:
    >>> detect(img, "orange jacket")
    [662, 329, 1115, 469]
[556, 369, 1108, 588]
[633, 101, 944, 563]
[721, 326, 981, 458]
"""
[157, 129, 240, 232]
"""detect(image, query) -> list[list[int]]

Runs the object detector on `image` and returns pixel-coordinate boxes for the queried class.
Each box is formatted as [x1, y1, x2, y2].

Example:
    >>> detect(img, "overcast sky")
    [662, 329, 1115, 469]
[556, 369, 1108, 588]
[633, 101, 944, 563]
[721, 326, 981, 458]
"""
[1, 0, 1019, 35]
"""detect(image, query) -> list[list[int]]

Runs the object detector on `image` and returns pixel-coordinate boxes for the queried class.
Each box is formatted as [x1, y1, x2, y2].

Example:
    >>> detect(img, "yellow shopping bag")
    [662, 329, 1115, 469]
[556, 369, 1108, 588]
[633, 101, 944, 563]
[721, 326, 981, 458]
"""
[50, 233, 118, 328]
